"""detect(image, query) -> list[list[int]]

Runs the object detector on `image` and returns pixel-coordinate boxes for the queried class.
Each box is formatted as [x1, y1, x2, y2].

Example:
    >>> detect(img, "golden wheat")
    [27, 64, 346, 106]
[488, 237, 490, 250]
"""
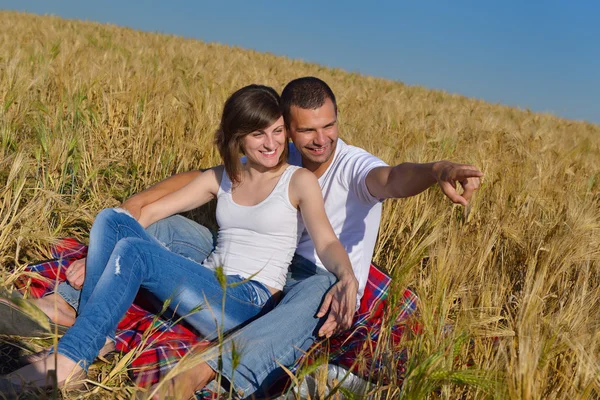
[1, 11, 599, 399]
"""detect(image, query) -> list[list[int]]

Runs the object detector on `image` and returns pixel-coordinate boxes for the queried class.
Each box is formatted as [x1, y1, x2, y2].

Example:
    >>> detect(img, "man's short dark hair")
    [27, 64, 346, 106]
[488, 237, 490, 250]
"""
[281, 77, 338, 126]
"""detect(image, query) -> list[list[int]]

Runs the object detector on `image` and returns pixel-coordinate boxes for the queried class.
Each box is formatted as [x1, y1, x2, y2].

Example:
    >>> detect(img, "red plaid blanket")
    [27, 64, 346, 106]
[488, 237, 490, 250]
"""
[17, 238, 418, 397]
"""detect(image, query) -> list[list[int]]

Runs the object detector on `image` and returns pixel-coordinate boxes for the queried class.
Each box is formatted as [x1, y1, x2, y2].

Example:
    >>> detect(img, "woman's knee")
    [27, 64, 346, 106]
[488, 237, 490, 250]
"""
[93, 208, 135, 231]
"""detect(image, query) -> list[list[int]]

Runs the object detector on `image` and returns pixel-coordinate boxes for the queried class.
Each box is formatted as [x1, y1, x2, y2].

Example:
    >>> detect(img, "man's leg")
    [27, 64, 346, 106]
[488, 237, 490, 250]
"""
[32, 214, 214, 326]
[163, 261, 336, 399]
[206, 272, 336, 398]
[145, 214, 215, 263]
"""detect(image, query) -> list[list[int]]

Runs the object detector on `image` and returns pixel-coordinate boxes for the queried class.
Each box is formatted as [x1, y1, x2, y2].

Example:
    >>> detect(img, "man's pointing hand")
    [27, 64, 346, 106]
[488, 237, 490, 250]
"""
[433, 161, 483, 206]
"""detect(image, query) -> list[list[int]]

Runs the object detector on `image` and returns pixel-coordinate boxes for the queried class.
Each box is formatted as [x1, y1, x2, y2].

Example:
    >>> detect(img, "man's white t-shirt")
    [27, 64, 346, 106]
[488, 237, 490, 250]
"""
[289, 139, 388, 304]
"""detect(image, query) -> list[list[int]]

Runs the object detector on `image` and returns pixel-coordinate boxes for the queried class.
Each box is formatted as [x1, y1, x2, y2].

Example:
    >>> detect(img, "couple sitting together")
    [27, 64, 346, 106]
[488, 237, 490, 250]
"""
[1, 77, 482, 398]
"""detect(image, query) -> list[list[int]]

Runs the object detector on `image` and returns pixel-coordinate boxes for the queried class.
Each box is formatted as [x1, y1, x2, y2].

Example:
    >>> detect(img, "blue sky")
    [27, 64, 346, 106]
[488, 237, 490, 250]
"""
[2, 0, 599, 124]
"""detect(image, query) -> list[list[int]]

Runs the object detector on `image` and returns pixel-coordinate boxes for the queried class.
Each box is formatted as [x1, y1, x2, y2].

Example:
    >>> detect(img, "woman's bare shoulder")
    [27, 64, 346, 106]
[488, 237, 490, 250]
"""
[289, 167, 320, 206]
[290, 167, 317, 184]
[209, 165, 224, 180]
[195, 165, 224, 194]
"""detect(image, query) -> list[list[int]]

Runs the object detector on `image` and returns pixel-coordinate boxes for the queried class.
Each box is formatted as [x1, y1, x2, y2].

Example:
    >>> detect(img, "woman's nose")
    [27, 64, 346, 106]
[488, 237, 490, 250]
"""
[264, 134, 275, 149]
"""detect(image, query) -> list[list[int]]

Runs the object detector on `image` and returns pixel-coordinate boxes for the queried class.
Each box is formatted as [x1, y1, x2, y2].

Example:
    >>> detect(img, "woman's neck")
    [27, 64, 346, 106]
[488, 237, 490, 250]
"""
[241, 161, 287, 182]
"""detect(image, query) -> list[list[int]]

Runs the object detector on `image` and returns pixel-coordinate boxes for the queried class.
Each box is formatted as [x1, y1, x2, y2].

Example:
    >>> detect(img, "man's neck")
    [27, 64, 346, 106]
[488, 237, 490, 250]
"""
[303, 157, 333, 179]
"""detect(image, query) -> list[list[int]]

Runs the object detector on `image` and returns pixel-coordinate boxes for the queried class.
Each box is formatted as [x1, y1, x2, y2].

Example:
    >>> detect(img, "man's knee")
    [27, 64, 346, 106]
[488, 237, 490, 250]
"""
[146, 215, 214, 262]
[145, 215, 182, 238]
[282, 272, 336, 307]
[146, 215, 210, 239]
[311, 272, 337, 292]
[299, 273, 336, 296]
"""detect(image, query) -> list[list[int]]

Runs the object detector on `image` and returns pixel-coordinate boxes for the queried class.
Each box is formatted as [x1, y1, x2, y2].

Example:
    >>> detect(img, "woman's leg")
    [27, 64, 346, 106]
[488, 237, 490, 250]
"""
[77, 208, 158, 313]
[27, 214, 215, 329]
[7, 235, 272, 387]
[58, 236, 272, 369]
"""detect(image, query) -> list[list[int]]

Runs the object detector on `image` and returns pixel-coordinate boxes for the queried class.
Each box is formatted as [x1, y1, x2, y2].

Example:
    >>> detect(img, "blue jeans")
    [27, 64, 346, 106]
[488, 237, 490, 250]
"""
[55, 213, 215, 309]
[55, 213, 335, 396]
[204, 255, 335, 398]
[56, 208, 274, 369]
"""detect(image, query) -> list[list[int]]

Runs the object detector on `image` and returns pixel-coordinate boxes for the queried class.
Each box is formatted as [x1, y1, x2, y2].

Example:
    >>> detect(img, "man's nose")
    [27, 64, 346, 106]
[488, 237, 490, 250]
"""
[314, 130, 327, 146]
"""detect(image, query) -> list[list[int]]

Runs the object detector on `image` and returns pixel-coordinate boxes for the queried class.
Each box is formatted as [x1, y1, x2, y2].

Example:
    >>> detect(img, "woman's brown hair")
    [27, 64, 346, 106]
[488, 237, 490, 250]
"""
[215, 84, 287, 185]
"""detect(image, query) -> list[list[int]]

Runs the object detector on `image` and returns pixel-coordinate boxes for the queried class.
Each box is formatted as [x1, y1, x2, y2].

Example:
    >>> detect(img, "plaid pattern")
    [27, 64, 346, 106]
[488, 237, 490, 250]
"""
[292, 288, 418, 377]
[18, 238, 88, 298]
[16, 238, 210, 386]
[290, 265, 417, 374]
[16, 238, 418, 396]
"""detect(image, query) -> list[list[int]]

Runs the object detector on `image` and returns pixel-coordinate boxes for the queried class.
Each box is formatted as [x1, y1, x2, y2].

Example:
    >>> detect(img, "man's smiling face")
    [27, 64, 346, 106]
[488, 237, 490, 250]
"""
[287, 98, 338, 177]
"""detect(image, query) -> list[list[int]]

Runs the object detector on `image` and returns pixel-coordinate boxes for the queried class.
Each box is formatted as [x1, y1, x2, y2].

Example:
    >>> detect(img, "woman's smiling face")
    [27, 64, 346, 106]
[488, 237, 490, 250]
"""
[241, 116, 286, 169]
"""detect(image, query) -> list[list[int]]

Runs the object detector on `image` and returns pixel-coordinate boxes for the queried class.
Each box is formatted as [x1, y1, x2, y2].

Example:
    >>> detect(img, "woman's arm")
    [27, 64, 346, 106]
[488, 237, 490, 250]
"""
[137, 167, 222, 228]
[121, 171, 203, 219]
[289, 168, 358, 337]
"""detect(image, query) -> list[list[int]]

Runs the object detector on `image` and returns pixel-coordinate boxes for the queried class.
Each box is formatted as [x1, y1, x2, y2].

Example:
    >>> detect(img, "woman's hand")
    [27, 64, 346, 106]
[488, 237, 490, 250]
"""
[290, 168, 359, 337]
[66, 258, 86, 290]
[317, 275, 358, 338]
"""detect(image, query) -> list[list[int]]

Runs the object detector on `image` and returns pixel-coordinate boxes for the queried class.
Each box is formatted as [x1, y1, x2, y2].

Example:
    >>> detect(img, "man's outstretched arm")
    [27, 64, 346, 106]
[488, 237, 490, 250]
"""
[365, 161, 483, 205]
[120, 170, 202, 218]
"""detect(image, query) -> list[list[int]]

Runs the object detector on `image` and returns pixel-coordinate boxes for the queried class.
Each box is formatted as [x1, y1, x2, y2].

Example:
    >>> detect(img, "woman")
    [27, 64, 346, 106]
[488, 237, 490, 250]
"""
[3, 84, 357, 391]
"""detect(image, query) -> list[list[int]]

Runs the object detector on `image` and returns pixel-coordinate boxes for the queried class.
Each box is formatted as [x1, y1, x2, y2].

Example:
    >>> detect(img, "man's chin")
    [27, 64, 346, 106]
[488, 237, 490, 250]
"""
[302, 151, 333, 166]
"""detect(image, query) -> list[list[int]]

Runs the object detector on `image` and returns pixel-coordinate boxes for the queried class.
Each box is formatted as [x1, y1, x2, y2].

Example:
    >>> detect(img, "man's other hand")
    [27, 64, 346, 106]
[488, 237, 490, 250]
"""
[316, 276, 358, 338]
[66, 258, 86, 290]
[433, 161, 483, 206]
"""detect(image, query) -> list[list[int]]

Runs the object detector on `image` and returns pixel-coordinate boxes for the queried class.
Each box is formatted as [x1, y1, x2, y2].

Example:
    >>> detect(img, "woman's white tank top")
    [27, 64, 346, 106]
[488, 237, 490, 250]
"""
[202, 165, 304, 291]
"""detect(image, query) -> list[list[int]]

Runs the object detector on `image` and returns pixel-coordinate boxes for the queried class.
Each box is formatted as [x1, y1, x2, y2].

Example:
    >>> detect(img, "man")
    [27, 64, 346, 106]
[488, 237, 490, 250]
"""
[7, 77, 482, 398]
[147, 77, 481, 398]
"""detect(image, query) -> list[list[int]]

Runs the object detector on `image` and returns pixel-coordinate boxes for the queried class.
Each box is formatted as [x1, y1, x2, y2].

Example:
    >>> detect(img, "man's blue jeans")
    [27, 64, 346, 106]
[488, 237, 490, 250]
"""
[55, 212, 335, 397]
[56, 208, 274, 369]
[204, 256, 336, 398]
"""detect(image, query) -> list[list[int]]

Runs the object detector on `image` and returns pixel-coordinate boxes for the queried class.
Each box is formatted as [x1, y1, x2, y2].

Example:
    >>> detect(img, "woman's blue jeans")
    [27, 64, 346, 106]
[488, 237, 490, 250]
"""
[56, 208, 274, 369]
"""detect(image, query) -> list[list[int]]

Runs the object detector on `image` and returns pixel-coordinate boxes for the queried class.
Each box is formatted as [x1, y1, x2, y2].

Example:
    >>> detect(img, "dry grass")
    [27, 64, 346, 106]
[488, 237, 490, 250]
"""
[1, 10, 599, 399]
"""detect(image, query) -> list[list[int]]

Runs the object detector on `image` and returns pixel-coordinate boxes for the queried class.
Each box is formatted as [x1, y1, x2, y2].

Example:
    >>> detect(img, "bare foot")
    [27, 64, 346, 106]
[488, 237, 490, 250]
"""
[150, 362, 216, 400]
[6, 353, 84, 390]
[30, 294, 76, 327]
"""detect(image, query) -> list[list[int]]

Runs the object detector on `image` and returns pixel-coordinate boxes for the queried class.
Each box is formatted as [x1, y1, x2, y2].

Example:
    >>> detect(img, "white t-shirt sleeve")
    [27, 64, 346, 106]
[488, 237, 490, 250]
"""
[345, 150, 388, 205]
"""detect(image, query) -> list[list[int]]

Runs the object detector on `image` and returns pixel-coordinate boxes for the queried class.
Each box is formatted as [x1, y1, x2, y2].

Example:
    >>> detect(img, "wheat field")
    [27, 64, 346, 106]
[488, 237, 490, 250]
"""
[1, 11, 599, 399]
